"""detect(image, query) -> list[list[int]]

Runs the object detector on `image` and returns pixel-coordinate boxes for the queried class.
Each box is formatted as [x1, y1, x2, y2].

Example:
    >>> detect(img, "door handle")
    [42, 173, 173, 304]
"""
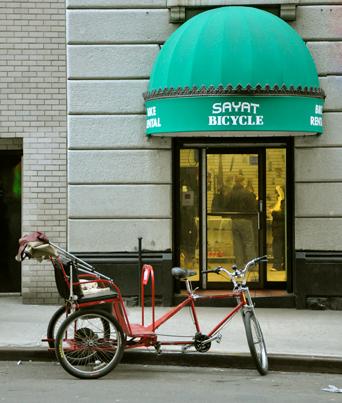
[257, 200, 263, 230]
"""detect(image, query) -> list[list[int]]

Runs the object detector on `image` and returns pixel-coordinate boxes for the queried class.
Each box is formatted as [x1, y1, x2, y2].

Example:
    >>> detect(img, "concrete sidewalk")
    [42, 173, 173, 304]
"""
[1, 296, 341, 373]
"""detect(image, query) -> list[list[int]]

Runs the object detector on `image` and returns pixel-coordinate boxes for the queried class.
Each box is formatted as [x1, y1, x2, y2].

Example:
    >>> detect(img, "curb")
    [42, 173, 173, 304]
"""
[1, 347, 342, 374]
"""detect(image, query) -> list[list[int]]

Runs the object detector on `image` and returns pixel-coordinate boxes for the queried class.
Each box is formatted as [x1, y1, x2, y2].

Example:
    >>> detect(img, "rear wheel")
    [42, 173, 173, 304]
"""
[243, 310, 268, 375]
[55, 309, 124, 379]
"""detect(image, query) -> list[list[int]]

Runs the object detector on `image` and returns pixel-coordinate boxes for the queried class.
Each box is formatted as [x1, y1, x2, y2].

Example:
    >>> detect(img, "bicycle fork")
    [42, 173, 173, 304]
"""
[240, 286, 256, 313]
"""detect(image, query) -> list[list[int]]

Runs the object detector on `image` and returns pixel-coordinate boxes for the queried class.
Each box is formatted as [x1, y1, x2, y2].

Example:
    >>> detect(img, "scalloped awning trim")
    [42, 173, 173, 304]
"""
[144, 84, 325, 101]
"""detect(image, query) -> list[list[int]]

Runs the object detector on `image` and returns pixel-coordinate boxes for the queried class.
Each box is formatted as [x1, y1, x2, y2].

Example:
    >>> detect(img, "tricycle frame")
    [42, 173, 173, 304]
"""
[121, 264, 251, 351]
[18, 236, 268, 378]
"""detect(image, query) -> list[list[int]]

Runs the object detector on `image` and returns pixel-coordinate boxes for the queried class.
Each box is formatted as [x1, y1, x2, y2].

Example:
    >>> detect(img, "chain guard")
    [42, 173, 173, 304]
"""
[194, 333, 211, 353]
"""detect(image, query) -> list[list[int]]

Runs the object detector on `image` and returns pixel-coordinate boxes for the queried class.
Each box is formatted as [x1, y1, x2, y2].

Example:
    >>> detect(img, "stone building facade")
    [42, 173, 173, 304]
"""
[1, 0, 342, 306]
[65, 1, 342, 308]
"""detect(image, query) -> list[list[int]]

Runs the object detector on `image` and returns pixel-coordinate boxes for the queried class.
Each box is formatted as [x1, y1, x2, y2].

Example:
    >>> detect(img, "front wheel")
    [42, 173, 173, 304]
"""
[243, 310, 268, 375]
[55, 309, 124, 379]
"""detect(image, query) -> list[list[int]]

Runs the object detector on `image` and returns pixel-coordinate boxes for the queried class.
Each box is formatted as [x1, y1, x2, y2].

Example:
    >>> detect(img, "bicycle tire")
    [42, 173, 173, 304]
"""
[47, 305, 71, 349]
[243, 310, 268, 375]
[55, 309, 124, 379]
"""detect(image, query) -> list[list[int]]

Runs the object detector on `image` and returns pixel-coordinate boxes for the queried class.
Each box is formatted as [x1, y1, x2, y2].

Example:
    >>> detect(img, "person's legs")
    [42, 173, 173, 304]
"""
[232, 220, 244, 268]
[241, 219, 256, 263]
[272, 233, 285, 270]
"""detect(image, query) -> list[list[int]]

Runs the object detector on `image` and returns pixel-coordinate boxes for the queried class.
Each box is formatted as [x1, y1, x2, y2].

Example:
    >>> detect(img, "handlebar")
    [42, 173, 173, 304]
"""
[246, 255, 268, 268]
[203, 255, 268, 285]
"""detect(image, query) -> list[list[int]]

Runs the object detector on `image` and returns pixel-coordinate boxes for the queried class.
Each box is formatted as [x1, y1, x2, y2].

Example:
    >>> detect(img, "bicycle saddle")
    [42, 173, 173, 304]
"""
[171, 267, 197, 279]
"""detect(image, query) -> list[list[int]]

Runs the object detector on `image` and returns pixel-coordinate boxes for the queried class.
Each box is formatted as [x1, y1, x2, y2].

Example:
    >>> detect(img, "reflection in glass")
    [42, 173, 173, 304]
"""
[266, 149, 287, 282]
[179, 149, 200, 281]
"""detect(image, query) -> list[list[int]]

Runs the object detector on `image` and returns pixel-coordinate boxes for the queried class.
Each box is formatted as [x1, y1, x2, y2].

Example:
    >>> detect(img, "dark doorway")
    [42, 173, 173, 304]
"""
[0, 151, 22, 292]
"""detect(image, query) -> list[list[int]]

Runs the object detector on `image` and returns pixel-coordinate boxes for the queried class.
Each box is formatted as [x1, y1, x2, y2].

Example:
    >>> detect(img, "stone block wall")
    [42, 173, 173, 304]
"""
[292, 6, 342, 250]
[66, 1, 342, 253]
[0, 0, 67, 303]
[66, 1, 174, 253]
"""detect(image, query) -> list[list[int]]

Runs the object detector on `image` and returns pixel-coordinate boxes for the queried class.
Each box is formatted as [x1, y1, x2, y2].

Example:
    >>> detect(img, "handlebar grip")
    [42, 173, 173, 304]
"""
[254, 255, 268, 263]
[203, 268, 221, 274]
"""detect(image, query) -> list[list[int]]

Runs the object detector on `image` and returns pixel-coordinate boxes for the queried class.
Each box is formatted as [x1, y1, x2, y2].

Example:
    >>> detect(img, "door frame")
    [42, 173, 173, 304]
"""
[173, 137, 294, 293]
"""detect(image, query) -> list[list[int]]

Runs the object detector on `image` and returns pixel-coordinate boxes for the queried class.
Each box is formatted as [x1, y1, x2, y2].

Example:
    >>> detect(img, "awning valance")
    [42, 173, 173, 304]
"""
[144, 6, 324, 136]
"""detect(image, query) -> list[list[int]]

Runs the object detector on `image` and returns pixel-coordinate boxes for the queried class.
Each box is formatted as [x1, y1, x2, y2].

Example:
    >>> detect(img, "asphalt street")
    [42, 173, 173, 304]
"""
[0, 362, 342, 403]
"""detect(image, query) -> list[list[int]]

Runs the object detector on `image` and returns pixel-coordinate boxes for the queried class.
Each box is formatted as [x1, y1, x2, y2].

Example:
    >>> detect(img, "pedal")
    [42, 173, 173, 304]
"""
[215, 333, 222, 344]
[154, 342, 162, 355]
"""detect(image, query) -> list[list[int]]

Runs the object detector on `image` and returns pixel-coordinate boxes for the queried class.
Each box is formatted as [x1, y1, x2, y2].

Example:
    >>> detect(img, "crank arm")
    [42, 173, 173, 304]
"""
[201, 333, 222, 344]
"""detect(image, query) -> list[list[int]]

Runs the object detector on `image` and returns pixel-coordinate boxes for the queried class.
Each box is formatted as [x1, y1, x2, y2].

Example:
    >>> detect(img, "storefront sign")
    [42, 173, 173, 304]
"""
[145, 96, 324, 135]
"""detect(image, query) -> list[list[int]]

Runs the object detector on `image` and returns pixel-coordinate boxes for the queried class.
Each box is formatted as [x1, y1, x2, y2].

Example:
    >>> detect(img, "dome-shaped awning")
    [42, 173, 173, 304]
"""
[144, 6, 324, 136]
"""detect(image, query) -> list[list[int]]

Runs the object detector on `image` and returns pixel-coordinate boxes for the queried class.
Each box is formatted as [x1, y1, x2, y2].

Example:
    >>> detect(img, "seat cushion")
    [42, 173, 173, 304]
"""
[78, 289, 117, 303]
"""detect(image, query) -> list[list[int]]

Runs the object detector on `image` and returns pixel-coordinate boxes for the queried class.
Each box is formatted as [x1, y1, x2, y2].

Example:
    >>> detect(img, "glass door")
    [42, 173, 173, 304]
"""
[176, 144, 289, 290]
[178, 149, 200, 282]
[206, 152, 261, 286]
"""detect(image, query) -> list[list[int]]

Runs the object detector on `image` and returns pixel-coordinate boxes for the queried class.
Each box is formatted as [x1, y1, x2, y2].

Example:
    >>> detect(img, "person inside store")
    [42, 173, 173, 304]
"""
[270, 185, 285, 271]
[211, 175, 234, 213]
[227, 175, 257, 269]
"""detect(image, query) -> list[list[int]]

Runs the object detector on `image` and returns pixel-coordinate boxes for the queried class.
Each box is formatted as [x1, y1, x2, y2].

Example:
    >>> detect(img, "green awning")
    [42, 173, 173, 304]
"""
[144, 6, 324, 136]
